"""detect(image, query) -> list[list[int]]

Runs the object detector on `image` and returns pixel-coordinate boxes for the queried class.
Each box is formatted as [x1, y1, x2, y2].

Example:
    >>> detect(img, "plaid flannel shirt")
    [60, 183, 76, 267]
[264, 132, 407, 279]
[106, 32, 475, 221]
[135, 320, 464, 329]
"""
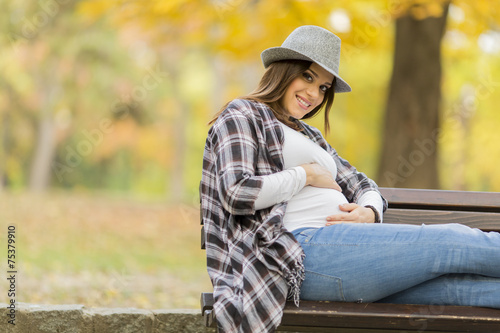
[200, 99, 387, 333]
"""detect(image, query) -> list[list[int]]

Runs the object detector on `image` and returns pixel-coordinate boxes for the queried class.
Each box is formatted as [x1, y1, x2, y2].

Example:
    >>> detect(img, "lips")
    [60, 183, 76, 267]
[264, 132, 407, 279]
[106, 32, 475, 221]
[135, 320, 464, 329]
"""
[296, 95, 311, 110]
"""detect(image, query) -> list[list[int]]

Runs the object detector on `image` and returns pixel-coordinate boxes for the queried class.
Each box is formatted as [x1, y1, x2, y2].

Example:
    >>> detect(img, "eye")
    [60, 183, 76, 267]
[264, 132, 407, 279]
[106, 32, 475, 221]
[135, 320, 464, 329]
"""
[302, 72, 313, 82]
[320, 85, 329, 93]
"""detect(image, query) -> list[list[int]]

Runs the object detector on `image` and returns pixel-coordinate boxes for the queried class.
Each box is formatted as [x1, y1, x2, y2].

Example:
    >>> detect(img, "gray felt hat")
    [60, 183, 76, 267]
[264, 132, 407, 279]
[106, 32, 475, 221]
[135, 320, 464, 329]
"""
[261, 25, 351, 93]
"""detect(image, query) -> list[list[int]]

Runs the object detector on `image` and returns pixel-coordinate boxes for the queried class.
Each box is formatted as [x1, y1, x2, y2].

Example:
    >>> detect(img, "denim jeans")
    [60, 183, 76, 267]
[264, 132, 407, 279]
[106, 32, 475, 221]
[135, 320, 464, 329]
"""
[291, 223, 500, 308]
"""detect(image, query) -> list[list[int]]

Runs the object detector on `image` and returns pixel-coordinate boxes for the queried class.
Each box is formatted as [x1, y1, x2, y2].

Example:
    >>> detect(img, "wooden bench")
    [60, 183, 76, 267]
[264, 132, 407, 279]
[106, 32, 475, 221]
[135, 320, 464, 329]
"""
[200, 187, 500, 332]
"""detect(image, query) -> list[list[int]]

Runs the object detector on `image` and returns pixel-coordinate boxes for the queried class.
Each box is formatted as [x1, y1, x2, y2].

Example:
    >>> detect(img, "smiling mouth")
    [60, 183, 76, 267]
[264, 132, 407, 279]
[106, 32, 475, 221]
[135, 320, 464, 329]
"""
[297, 96, 311, 110]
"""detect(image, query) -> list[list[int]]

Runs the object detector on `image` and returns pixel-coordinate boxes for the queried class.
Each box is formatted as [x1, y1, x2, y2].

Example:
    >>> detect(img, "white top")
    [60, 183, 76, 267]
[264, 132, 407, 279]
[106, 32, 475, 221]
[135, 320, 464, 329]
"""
[255, 123, 383, 231]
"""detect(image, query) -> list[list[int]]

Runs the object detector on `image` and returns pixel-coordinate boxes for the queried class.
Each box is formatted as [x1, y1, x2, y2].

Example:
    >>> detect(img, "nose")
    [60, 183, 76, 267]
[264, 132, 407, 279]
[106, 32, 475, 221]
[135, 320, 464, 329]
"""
[306, 84, 320, 100]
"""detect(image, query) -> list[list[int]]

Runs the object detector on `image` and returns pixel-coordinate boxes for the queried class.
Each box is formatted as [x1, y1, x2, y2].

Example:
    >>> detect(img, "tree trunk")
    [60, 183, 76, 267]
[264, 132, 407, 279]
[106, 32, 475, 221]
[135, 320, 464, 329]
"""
[377, 4, 449, 189]
[29, 115, 57, 191]
[29, 84, 59, 192]
[161, 46, 187, 202]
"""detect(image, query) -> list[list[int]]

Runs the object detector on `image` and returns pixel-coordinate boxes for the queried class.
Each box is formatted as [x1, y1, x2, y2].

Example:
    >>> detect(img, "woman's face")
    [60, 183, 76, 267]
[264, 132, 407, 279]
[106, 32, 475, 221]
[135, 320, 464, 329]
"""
[282, 62, 334, 119]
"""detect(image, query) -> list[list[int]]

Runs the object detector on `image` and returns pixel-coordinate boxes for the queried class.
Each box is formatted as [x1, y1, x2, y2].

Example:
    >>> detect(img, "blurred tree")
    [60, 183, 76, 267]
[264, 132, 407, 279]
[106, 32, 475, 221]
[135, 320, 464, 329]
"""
[377, 1, 450, 189]
[1, 0, 150, 192]
[377, 0, 499, 189]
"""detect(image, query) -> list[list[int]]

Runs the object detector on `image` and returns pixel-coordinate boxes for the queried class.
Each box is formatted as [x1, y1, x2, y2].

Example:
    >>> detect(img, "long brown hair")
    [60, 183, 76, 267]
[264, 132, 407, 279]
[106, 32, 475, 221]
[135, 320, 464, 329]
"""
[209, 60, 336, 134]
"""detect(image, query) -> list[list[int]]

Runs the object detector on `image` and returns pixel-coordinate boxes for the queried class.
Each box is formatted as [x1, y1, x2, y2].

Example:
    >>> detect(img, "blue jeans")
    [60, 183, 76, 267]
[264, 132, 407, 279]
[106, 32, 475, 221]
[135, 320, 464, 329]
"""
[291, 223, 500, 308]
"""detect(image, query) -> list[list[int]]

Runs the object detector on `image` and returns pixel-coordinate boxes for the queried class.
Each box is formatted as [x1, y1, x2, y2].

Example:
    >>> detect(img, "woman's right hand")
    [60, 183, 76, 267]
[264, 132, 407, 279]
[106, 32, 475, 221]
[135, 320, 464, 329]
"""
[300, 163, 342, 192]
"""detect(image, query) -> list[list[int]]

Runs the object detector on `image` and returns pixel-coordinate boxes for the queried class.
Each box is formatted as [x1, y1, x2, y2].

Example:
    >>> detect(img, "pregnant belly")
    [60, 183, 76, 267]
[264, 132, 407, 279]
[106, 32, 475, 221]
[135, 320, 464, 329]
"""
[284, 186, 349, 229]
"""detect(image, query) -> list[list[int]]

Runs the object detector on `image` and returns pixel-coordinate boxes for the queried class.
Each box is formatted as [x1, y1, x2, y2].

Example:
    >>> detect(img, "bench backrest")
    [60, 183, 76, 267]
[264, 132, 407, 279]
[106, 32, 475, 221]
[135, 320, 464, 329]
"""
[380, 188, 500, 232]
[201, 187, 500, 248]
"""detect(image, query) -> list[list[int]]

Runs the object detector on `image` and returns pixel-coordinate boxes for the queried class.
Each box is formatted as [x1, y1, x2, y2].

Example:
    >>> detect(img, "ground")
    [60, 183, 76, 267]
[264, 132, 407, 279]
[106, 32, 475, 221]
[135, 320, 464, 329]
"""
[0, 190, 212, 309]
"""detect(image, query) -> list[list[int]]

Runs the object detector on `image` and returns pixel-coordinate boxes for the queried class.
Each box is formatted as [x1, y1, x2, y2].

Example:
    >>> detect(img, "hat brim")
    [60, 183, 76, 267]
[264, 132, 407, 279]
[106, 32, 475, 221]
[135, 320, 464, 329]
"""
[261, 47, 352, 93]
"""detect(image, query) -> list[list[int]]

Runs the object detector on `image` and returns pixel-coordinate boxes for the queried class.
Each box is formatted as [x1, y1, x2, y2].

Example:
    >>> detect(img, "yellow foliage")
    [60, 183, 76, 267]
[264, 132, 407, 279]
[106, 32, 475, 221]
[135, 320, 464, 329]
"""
[77, 0, 122, 18]
[151, 0, 186, 15]
[77, 0, 500, 62]
[410, 2, 446, 20]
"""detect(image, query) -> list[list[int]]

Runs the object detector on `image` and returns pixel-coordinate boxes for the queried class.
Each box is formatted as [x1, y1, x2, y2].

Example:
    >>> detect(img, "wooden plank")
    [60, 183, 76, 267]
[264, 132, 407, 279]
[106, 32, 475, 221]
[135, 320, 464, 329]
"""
[384, 209, 500, 232]
[201, 226, 205, 250]
[380, 188, 500, 212]
[200, 292, 214, 314]
[203, 310, 216, 328]
[201, 295, 500, 332]
[277, 326, 450, 333]
[280, 301, 500, 332]
[201, 293, 217, 328]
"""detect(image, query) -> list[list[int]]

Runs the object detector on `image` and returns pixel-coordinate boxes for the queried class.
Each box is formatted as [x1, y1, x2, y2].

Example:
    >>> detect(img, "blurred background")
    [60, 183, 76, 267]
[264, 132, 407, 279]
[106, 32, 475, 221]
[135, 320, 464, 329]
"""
[1, 0, 499, 309]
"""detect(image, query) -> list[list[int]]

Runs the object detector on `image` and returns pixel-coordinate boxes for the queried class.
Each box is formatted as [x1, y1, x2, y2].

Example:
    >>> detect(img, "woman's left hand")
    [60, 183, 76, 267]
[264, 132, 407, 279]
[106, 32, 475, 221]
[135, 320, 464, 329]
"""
[325, 203, 375, 225]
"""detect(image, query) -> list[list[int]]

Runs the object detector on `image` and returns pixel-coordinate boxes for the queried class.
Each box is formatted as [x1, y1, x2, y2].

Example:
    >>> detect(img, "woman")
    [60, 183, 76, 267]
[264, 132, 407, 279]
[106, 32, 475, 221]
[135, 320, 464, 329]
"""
[200, 25, 500, 333]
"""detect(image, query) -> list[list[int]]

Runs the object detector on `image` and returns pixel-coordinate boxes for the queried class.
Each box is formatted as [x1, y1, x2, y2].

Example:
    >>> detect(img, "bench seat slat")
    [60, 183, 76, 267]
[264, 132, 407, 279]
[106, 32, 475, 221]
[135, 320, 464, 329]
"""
[279, 300, 500, 332]
[277, 326, 450, 333]
[384, 208, 500, 232]
[200, 294, 500, 332]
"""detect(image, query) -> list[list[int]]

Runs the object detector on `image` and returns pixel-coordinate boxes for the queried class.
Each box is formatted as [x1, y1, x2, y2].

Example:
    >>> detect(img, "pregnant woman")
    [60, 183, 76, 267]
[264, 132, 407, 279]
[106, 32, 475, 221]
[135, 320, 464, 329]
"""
[200, 25, 500, 333]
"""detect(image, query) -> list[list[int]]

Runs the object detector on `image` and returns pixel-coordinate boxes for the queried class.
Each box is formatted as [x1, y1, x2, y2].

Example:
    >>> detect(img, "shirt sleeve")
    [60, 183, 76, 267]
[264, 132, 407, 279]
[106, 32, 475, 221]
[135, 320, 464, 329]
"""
[209, 106, 273, 216]
[356, 190, 385, 223]
[254, 167, 307, 210]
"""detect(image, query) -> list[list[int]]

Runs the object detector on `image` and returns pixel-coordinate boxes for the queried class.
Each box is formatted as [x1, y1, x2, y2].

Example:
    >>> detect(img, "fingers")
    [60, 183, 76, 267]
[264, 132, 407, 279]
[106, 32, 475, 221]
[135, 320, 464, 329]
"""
[339, 203, 358, 212]
[301, 163, 342, 190]
[325, 204, 360, 225]
[326, 214, 358, 224]
[325, 205, 376, 225]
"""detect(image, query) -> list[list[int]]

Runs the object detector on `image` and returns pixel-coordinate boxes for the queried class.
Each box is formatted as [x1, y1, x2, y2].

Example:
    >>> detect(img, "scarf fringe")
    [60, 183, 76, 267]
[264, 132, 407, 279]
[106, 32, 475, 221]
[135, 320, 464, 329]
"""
[285, 252, 306, 306]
